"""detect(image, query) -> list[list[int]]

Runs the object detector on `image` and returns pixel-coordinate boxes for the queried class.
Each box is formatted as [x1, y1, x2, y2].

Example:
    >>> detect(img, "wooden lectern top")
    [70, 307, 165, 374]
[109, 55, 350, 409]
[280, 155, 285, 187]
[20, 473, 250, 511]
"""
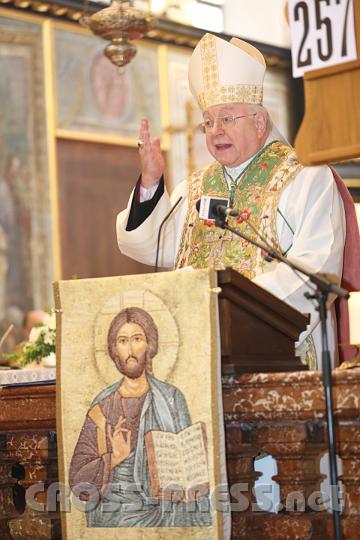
[218, 268, 310, 375]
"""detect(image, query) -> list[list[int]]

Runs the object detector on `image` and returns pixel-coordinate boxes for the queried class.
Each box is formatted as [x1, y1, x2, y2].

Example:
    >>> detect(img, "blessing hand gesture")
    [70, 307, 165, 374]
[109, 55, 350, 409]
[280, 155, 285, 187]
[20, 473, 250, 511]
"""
[108, 416, 131, 468]
[138, 118, 165, 188]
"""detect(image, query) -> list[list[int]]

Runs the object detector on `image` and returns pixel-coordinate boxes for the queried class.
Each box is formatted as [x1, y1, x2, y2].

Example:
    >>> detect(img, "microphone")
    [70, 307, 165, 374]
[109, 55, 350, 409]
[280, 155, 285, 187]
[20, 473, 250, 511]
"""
[155, 196, 183, 272]
[213, 205, 238, 218]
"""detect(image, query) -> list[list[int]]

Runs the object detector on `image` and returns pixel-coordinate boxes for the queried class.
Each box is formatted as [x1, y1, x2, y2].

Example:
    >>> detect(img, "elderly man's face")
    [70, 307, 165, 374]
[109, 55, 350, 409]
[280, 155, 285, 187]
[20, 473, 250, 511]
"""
[115, 322, 148, 379]
[203, 103, 267, 167]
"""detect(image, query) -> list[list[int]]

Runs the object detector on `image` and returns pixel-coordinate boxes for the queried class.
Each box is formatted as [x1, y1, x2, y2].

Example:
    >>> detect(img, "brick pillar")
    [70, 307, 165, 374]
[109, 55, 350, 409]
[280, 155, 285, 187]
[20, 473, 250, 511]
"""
[258, 421, 327, 510]
[0, 435, 19, 540]
[5, 433, 60, 540]
[225, 420, 264, 538]
[338, 420, 360, 540]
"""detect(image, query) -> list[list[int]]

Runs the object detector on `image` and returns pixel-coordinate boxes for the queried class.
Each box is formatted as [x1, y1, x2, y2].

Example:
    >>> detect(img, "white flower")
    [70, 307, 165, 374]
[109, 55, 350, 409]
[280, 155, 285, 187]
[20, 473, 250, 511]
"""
[29, 325, 43, 343]
[43, 310, 56, 331]
[43, 329, 55, 345]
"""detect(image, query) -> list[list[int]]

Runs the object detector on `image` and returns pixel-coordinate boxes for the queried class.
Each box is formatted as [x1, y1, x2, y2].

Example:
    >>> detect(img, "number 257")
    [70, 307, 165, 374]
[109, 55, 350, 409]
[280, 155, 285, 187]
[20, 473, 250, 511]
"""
[294, 0, 352, 68]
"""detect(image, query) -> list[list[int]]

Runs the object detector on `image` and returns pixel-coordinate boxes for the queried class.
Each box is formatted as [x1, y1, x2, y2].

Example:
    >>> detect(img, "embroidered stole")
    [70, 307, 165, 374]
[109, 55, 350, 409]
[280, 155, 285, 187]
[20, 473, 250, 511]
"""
[175, 141, 303, 278]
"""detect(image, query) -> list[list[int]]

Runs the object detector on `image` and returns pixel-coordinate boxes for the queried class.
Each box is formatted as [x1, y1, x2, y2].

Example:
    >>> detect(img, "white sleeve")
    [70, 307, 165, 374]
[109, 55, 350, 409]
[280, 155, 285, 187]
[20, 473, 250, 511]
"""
[116, 181, 188, 268]
[139, 183, 159, 202]
[252, 165, 346, 333]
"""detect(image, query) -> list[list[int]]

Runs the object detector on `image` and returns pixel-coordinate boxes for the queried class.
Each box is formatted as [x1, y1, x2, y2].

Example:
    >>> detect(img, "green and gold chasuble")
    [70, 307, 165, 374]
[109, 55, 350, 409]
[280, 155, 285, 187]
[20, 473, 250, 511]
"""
[175, 141, 317, 369]
[175, 141, 303, 278]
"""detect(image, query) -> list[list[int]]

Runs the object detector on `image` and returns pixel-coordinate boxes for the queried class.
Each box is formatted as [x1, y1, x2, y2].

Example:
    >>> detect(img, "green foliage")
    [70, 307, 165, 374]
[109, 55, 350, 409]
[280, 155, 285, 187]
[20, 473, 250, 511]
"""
[3, 311, 56, 367]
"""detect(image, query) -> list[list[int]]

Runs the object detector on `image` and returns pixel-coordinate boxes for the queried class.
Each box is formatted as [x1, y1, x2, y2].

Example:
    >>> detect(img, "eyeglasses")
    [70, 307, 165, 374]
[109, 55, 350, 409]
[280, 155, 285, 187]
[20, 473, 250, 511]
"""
[199, 113, 257, 133]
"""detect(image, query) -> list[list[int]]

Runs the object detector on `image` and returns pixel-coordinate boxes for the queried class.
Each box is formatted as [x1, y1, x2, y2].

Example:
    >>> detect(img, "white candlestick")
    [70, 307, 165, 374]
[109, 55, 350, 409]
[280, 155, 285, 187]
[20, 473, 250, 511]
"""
[349, 292, 360, 344]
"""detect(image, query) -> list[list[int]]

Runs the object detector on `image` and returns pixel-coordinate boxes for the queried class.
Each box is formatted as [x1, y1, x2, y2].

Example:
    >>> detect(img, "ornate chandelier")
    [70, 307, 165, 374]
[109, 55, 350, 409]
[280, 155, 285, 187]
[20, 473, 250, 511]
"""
[81, 0, 154, 69]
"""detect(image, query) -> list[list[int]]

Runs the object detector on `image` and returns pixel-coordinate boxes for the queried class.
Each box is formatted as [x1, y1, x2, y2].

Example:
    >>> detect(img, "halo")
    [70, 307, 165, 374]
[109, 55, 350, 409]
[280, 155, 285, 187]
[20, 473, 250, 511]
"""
[93, 289, 179, 386]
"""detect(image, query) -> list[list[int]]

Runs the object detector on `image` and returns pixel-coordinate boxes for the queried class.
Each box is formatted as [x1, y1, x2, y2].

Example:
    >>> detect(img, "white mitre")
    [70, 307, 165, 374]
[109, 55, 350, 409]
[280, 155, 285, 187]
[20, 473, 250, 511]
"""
[188, 33, 266, 112]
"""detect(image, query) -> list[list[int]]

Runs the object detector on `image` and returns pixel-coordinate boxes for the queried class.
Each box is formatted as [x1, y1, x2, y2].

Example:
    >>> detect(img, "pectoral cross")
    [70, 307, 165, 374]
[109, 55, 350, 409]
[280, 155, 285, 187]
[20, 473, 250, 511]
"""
[205, 228, 234, 268]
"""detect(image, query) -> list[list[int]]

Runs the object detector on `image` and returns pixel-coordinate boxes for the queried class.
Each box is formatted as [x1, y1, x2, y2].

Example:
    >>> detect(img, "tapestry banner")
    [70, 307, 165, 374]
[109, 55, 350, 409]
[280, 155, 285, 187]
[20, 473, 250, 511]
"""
[55, 268, 226, 539]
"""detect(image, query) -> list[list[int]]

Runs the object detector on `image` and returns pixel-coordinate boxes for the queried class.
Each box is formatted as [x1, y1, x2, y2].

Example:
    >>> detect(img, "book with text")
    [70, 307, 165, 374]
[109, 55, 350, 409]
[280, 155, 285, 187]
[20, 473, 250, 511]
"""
[145, 421, 210, 501]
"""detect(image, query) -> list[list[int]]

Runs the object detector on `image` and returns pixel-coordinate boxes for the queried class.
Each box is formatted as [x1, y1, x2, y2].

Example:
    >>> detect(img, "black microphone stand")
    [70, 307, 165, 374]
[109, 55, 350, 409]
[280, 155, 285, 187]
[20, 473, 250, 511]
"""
[215, 212, 348, 540]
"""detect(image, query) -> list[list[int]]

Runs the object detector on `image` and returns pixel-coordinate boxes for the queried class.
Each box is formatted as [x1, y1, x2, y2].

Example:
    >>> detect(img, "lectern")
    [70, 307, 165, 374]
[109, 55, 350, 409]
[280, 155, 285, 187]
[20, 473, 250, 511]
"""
[218, 268, 309, 374]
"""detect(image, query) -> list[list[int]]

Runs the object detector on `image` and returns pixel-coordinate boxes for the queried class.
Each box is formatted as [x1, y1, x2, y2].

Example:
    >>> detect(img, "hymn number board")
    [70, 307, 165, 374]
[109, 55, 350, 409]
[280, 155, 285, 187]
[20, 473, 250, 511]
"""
[288, 0, 358, 78]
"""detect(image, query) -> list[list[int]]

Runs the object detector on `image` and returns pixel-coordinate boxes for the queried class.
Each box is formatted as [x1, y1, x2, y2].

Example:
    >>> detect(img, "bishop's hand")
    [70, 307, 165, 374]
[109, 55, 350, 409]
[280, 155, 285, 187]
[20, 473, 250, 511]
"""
[138, 118, 165, 189]
[108, 416, 132, 468]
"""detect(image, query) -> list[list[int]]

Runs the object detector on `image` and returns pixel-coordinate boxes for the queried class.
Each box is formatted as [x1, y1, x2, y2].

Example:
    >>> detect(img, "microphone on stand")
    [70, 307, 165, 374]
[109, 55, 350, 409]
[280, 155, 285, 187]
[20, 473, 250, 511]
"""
[155, 196, 183, 273]
[214, 199, 347, 540]
[213, 205, 239, 219]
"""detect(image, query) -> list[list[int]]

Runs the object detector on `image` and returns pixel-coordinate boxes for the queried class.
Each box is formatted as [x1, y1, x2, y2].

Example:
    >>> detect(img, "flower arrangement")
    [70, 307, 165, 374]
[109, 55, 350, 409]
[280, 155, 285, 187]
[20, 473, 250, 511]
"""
[6, 310, 56, 367]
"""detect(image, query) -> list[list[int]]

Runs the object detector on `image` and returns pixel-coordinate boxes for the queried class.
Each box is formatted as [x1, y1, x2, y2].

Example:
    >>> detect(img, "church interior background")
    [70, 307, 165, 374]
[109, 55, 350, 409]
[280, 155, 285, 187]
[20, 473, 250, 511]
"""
[0, 0, 359, 348]
[0, 3, 360, 540]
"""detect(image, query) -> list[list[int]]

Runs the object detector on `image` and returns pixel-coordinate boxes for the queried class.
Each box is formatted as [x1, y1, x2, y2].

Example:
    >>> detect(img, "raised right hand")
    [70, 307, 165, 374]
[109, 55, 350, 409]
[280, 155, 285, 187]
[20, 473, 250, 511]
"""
[138, 118, 165, 188]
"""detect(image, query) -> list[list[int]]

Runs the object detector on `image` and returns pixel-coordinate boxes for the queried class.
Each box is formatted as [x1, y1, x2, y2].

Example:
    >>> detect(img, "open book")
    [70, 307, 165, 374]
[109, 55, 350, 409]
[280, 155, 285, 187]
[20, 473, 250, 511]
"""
[145, 421, 210, 501]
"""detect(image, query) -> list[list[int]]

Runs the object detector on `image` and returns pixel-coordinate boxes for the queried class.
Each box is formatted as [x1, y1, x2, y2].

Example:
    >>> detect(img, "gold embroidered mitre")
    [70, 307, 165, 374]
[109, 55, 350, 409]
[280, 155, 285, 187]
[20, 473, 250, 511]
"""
[188, 33, 266, 111]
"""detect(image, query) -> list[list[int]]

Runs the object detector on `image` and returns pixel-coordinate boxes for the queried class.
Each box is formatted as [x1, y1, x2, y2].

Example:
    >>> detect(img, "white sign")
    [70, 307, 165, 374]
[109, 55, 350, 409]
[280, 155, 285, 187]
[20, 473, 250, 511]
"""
[288, 0, 357, 78]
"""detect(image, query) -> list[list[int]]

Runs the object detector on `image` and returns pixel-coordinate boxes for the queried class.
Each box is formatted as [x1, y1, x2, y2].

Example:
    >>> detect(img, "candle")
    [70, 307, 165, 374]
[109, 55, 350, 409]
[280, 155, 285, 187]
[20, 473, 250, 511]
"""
[349, 292, 360, 344]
